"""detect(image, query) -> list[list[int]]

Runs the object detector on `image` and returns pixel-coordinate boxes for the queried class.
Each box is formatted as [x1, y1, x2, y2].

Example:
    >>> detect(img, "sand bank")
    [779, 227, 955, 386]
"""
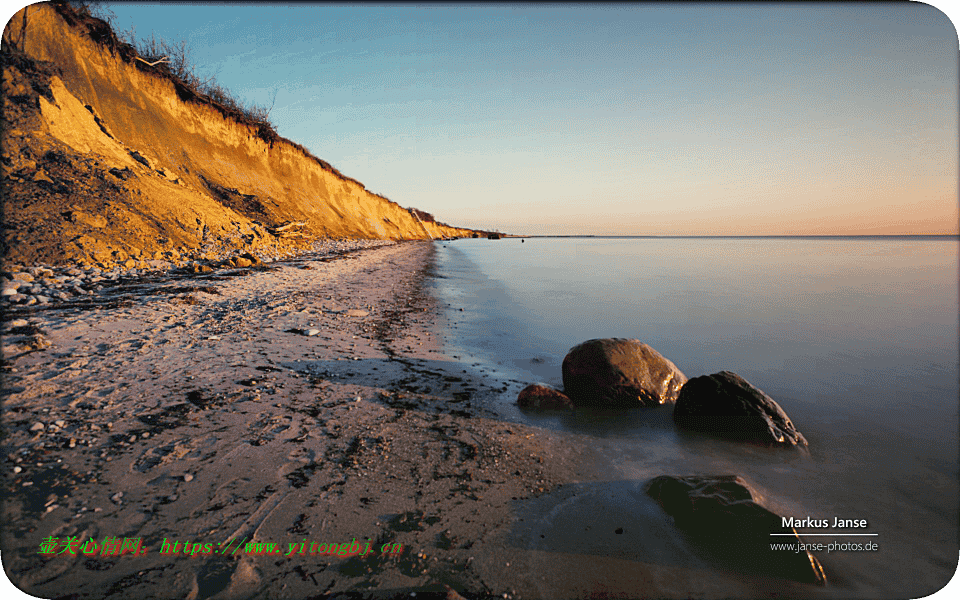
[1, 241, 591, 599]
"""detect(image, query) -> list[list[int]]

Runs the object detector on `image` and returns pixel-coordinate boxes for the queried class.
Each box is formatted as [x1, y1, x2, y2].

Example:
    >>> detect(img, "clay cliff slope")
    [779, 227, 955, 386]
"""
[1, 2, 475, 268]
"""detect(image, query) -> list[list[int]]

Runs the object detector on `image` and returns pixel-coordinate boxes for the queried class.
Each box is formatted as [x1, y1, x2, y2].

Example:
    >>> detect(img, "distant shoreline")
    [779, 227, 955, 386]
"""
[498, 234, 959, 240]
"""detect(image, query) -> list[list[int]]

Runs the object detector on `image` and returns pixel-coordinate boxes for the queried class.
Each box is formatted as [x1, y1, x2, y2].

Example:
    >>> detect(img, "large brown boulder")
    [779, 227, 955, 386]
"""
[561, 338, 687, 407]
[516, 384, 574, 410]
[647, 474, 826, 585]
[673, 371, 807, 447]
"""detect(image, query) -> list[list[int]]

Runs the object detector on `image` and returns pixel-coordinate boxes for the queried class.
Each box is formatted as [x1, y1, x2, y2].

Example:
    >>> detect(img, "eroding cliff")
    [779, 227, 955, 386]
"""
[1, 3, 474, 268]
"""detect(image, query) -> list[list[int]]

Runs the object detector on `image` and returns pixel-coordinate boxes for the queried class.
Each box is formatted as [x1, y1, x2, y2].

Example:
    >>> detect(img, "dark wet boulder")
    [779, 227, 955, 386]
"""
[517, 384, 574, 410]
[673, 371, 807, 447]
[647, 474, 826, 585]
[561, 338, 687, 407]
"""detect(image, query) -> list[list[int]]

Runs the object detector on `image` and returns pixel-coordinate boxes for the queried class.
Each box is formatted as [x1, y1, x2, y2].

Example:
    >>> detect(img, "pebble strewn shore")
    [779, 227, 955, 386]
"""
[1, 238, 394, 307]
[2, 240, 583, 600]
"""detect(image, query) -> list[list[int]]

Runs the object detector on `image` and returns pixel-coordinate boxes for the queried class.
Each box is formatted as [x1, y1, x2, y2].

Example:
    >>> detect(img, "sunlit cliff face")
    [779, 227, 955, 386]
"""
[1, 4, 475, 267]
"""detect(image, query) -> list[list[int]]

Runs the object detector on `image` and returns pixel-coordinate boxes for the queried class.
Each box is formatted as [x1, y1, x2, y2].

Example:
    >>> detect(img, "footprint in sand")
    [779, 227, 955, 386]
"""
[11, 523, 99, 587]
[246, 414, 293, 446]
[133, 437, 209, 473]
[193, 555, 262, 600]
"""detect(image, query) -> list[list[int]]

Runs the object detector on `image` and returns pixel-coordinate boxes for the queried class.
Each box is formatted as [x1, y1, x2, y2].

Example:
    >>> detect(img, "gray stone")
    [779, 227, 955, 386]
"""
[561, 338, 687, 407]
[673, 371, 807, 447]
[647, 474, 826, 585]
[517, 384, 574, 410]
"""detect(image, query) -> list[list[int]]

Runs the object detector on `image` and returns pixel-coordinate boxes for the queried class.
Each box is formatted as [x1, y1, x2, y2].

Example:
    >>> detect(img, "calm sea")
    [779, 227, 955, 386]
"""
[432, 236, 959, 599]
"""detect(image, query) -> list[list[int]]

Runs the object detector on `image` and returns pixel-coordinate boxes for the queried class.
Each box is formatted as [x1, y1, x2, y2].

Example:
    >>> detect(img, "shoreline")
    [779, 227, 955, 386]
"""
[5, 238, 947, 598]
[1, 240, 590, 599]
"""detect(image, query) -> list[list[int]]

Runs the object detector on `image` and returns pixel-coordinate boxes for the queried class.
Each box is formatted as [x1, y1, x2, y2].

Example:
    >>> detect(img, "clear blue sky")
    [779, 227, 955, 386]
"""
[52, 3, 960, 233]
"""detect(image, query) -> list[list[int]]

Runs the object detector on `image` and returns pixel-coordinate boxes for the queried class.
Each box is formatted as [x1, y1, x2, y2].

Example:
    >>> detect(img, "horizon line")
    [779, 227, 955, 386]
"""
[498, 234, 960, 239]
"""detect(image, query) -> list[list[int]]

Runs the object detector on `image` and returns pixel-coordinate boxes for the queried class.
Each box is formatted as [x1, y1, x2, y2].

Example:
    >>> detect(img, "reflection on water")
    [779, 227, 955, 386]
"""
[433, 236, 959, 598]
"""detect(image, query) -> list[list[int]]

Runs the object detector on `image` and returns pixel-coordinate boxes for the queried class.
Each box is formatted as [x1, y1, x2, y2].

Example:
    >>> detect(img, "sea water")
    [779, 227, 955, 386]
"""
[432, 236, 958, 598]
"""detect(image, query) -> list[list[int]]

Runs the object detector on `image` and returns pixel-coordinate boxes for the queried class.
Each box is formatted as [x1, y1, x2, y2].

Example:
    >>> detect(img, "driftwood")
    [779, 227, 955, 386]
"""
[135, 56, 170, 67]
[267, 221, 307, 237]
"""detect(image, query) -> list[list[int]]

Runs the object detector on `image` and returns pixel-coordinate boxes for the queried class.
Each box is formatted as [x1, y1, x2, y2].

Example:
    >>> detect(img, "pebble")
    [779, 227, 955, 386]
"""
[110, 492, 123, 503]
[3, 239, 394, 308]
[13, 466, 21, 473]
[305, 329, 321, 336]
[183, 474, 194, 482]
[29, 422, 44, 432]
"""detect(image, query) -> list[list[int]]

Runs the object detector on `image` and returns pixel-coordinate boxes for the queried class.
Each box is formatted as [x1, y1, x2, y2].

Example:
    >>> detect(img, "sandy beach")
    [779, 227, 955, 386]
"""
[4, 4, 956, 598]
[1, 241, 590, 600]
[6, 239, 936, 600]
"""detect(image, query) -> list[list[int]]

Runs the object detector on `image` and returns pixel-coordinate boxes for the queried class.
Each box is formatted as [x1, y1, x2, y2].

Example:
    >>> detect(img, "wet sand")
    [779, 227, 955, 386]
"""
[2, 240, 871, 600]
[1, 241, 591, 599]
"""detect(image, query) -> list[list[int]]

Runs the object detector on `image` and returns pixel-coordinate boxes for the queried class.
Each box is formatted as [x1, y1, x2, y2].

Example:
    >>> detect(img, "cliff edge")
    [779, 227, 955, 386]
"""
[1, 3, 476, 268]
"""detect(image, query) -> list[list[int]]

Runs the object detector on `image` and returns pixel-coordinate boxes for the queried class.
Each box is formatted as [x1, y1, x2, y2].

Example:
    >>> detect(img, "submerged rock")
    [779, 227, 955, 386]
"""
[517, 384, 574, 410]
[673, 371, 807, 447]
[647, 474, 826, 585]
[561, 338, 687, 407]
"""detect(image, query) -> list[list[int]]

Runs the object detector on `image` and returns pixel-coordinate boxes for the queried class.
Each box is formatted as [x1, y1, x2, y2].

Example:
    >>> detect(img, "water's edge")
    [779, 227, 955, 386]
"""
[429, 237, 960, 599]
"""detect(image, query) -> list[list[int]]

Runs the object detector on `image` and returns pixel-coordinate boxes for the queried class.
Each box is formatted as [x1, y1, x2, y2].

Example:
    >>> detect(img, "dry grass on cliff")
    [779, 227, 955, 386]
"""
[49, 2, 427, 211]
[50, 1, 283, 143]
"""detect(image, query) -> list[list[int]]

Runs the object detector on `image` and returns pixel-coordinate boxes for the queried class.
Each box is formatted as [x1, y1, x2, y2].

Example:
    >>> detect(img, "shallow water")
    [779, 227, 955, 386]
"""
[432, 236, 959, 599]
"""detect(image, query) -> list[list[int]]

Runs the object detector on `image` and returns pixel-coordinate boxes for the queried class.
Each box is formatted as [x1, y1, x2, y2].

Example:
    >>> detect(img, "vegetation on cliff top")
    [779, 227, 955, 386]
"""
[4, 1, 469, 233]
[44, 3, 423, 207]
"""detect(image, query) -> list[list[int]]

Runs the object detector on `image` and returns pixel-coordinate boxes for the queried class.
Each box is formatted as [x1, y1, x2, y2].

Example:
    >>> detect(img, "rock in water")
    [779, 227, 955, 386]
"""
[561, 338, 687, 407]
[517, 384, 574, 410]
[673, 371, 807, 447]
[646, 474, 826, 585]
